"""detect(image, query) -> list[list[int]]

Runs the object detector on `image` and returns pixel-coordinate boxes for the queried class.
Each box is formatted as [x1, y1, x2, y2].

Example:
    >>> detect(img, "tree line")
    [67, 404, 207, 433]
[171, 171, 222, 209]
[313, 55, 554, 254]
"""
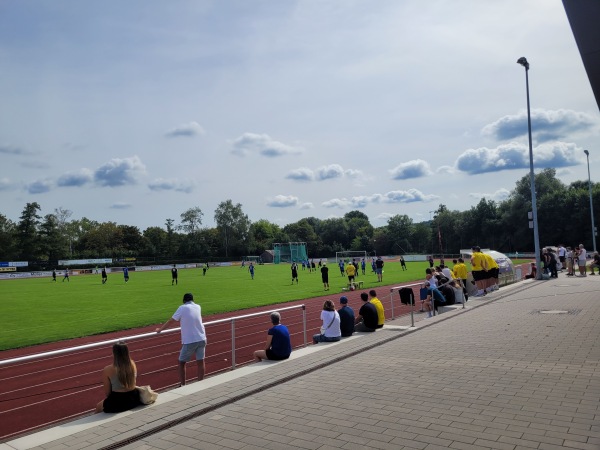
[0, 169, 597, 265]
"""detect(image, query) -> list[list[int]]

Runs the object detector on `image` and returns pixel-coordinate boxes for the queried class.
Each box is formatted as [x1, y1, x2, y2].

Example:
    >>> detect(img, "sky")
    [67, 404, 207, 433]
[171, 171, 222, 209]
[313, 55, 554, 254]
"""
[1, 0, 599, 231]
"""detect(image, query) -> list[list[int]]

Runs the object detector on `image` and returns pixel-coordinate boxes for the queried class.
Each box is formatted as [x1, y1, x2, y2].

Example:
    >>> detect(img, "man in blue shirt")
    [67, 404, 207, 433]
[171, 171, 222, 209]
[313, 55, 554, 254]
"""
[254, 312, 292, 361]
[337, 296, 355, 337]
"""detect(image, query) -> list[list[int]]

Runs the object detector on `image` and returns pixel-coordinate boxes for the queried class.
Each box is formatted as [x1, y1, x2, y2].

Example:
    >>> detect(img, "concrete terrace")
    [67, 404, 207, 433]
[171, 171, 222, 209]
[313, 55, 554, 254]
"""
[3, 276, 599, 450]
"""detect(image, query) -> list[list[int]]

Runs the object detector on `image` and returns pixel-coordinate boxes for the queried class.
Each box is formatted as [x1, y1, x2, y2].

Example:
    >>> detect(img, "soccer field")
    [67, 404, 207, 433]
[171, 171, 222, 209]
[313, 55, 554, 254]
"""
[0, 260, 432, 351]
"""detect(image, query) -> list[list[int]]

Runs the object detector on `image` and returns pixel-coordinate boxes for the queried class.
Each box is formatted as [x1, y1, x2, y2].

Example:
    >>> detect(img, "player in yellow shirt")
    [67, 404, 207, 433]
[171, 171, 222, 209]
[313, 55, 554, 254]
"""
[452, 258, 469, 301]
[345, 262, 356, 286]
[483, 252, 500, 292]
[470, 246, 488, 297]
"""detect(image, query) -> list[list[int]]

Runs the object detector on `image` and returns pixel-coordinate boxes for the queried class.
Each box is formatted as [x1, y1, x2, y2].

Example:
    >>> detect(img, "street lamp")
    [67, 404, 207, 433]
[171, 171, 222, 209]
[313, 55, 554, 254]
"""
[584, 149, 597, 253]
[517, 57, 542, 279]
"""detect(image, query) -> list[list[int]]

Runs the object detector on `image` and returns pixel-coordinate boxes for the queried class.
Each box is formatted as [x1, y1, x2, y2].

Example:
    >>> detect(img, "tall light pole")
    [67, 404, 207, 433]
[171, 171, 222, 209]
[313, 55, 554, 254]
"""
[517, 57, 542, 279]
[584, 149, 597, 253]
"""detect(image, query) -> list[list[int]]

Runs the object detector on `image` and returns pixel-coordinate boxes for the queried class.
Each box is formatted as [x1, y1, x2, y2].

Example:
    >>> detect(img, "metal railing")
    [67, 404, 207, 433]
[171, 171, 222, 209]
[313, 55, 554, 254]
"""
[0, 304, 307, 369]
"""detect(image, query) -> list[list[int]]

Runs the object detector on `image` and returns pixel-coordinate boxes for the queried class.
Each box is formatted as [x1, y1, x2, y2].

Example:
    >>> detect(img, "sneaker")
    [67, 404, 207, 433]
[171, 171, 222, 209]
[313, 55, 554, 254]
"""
[590, 273, 596, 275]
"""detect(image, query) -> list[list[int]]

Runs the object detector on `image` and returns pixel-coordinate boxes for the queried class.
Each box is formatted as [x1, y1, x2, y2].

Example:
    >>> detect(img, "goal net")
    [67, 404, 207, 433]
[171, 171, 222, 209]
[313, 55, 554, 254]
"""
[242, 256, 261, 263]
[335, 251, 367, 265]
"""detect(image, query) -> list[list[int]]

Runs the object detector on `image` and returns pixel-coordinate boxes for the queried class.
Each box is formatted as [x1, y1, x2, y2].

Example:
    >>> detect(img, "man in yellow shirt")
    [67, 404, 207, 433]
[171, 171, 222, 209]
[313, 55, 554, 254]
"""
[470, 246, 488, 297]
[452, 258, 469, 301]
[369, 290, 385, 328]
[483, 252, 500, 292]
[345, 261, 356, 286]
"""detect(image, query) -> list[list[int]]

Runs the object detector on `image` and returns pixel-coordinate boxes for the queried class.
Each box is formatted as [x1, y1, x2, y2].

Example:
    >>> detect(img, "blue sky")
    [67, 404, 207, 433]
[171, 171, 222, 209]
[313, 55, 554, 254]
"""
[1, 0, 598, 230]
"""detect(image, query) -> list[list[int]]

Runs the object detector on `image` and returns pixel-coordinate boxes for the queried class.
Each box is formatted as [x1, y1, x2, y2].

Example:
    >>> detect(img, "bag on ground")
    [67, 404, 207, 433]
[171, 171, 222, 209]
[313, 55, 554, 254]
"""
[137, 385, 158, 405]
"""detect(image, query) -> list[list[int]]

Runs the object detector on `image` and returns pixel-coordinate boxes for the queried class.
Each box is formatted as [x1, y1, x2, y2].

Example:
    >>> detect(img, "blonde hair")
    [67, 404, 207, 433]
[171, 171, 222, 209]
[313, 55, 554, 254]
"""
[112, 342, 136, 390]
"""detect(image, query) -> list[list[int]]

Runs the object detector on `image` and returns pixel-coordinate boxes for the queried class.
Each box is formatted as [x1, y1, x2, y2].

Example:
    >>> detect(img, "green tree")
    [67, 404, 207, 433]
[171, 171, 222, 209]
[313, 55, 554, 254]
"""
[39, 214, 67, 260]
[16, 202, 42, 260]
[214, 200, 251, 257]
[0, 214, 17, 259]
[387, 214, 413, 254]
[283, 219, 320, 256]
[118, 225, 146, 256]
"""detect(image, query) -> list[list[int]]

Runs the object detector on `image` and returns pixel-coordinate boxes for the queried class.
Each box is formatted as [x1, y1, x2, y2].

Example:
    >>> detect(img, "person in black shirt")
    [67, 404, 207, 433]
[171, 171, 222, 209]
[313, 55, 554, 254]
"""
[354, 292, 378, 332]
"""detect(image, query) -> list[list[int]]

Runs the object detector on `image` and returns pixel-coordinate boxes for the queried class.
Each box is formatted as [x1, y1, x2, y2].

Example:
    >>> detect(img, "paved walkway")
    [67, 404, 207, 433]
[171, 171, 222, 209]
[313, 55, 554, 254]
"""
[4, 276, 599, 450]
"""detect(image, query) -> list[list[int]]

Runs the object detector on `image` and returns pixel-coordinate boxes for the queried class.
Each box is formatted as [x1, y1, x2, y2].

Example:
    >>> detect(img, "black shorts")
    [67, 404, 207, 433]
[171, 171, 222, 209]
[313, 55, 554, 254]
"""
[472, 270, 487, 281]
[490, 268, 499, 278]
[103, 389, 141, 413]
[266, 349, 289, 361]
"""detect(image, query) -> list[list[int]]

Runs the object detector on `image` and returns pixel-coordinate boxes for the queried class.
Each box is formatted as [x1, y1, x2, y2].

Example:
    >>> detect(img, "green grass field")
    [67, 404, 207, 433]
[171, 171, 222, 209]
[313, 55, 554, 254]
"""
[0, 259, 528, 351]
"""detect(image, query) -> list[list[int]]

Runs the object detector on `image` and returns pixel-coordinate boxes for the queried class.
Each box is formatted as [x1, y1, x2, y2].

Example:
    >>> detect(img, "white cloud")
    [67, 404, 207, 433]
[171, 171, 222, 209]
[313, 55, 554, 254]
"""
[344, 169, 363, 178]
[165, 121, 206, 138]
[390, 160, 432, 180]
[285, 167, 314, 181]
[26, 179, 53, 194]
[57, 169, 93, 187]
[148, 178, 195, 193]
[468, 188, 511, 202]
[231, 133, 302, 157]
[456, 141, 580, 175]
[316, 164, 345, 180]
[322, 198, 351, 208]
[110, 202, 132, 209]
[299, 202, 314, 209]
[94, 156, 147, 187]
[267, 195, 299, 207]
[482, 109, 599, 143]
[382, 189, 439, 203]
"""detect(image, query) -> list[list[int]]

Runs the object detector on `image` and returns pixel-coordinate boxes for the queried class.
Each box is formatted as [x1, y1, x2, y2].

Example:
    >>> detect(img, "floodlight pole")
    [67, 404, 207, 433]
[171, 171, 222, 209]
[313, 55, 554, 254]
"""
[517, 57, 542, 279]
[584, 150, 597, 253]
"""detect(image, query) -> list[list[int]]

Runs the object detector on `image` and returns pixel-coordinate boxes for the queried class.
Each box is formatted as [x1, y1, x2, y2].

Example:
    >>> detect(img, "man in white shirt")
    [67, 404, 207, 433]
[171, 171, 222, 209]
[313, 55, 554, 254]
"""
[577, 244, 587, 276]
[156, 293, 207, 386]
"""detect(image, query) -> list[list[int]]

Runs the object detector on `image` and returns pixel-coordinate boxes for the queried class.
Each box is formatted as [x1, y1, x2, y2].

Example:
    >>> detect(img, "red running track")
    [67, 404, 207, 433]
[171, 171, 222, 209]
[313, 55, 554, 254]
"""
[0, 285, 420, 441]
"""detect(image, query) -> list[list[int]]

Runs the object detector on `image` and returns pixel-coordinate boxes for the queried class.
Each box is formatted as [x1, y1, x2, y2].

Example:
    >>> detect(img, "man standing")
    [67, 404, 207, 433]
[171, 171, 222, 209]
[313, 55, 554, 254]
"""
[171, 265, 178, 285]
[63, 268, 70, 282]
[470, 246, 487, 296]
[101, 267, 108, 284]
[52, 269, 57, 282]
[156, 293, 207, 386]
[123, 267, 129, 283]
[589, 252, 600, 275]
[345, 261, 356, 286]
[400, 256, 407, 271]
[320, 262, 329, 291]
[452, 258, 469, 301]
[557, 244, 566, 271]
[249, 262, 255, 280]
[291, 262, 298, 284]
[368, 290, 385, 328]
[375, 257, 384, 282]
[337, 296, 355, 337]
[354, 292, 378, 332]
[577, 244, 587, 276]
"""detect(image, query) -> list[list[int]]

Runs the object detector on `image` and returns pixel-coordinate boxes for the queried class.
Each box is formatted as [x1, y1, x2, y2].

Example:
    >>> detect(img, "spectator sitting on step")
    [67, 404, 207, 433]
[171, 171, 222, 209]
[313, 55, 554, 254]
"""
[254, 312, 292, 362]
[337, 296, 355, 337]
[313, 300, 341, 344]
[525, 262, 537, 279]
[354, 292, 378, 332]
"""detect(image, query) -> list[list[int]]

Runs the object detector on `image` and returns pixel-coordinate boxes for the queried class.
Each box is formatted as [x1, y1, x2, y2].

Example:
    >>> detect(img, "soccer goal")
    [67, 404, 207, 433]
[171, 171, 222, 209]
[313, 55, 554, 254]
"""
[335, 250, 367, 264]
[242, 256, 261, 263]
